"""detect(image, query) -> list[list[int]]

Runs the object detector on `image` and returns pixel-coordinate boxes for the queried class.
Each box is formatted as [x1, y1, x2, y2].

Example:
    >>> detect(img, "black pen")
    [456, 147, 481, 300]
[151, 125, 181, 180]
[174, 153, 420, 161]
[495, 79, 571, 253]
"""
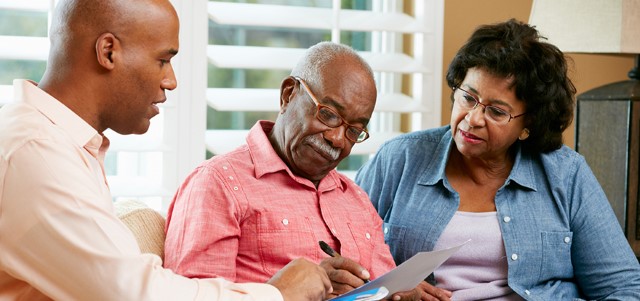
[319, 240, 370, 283]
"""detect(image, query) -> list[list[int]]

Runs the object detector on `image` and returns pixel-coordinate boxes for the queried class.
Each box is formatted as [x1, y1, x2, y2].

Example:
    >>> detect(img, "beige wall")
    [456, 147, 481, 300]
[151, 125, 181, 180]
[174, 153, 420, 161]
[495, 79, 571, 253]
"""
[441, 0, 635, 149]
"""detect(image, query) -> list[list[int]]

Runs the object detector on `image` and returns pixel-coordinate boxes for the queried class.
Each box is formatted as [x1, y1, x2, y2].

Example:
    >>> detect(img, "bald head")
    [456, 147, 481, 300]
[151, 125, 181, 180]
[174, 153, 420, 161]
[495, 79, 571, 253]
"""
[39, 0, 180, 134]
[291, 41, 375, 91]
[46, 0, 177, 73]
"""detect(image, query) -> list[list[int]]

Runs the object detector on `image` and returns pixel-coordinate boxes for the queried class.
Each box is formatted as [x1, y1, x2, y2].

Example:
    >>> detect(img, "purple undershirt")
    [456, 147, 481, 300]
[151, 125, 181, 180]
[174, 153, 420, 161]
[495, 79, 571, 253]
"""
[433, 211, 524, 301]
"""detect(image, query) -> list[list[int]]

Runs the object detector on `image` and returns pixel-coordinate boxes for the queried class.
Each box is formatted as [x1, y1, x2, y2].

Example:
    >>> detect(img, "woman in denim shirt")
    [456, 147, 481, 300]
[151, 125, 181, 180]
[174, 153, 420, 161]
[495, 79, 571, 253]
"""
[356, 19, 640, 300]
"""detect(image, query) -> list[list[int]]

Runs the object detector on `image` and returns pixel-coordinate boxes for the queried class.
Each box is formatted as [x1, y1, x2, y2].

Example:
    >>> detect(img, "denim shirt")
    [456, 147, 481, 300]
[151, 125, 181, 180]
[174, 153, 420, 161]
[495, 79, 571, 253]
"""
[355, 126, 640, 300]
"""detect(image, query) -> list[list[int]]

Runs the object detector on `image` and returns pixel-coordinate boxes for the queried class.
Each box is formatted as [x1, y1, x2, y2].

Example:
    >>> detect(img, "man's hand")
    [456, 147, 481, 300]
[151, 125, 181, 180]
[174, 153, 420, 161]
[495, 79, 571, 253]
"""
[389, 281, 452, 301]
[267, 258, 332, 301]
[319, 256, 370, 298]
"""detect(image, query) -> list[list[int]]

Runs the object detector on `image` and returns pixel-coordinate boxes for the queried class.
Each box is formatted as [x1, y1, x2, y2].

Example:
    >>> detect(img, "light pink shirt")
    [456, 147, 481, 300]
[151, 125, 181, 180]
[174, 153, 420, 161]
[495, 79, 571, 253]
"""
[433, 211, 522, 301]
[0, 80, 282, 301]
[164, 121, 396, 283]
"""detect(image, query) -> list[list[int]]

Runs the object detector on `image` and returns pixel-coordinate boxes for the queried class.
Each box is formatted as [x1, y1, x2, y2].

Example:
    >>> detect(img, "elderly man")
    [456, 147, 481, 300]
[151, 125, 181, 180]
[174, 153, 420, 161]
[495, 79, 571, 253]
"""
[0, 0, 331, 300]
[164, 42, 409, 299]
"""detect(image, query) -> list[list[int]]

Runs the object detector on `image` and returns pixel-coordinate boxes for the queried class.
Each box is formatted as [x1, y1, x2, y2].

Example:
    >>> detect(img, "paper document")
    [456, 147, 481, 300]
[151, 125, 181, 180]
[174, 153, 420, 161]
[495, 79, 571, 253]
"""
[329, 240, 469, 301]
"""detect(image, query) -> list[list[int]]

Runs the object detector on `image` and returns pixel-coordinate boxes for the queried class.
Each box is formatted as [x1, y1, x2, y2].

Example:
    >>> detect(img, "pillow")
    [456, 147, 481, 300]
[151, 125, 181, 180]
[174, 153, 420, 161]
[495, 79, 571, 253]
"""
[114, 199, 166, 259]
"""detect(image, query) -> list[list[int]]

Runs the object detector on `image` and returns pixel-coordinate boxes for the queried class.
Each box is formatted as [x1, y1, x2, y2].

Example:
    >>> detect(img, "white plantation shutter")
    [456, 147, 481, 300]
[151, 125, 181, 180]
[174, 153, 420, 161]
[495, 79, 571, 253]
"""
[0, 0, 49, 106]
[0, 0, 207, 210]
[205, 0, 444, 176]
[1, 0, 444, 210]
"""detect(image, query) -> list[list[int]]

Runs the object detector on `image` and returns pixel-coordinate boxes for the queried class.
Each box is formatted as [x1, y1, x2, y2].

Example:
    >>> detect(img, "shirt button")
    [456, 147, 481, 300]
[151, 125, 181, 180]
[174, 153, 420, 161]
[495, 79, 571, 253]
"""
[524, 290, 530, 295]
[222, 166, 228, 170]
[511, 253, 518, 261]
[331, 228, 336, 234]
[282, 218, 289, 225]
[503, 216, 511, 223]
[233, 186, 238, 191]
[229, 176, 234, 180]
[365, 232, 371, 239]
[564, 237, 571, 243]
[384, 227, 389, 234]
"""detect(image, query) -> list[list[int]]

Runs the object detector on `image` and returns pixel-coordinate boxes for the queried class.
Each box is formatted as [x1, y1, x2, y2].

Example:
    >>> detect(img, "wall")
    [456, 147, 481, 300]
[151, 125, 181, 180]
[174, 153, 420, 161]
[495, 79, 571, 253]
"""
[441, 0, 635, 149]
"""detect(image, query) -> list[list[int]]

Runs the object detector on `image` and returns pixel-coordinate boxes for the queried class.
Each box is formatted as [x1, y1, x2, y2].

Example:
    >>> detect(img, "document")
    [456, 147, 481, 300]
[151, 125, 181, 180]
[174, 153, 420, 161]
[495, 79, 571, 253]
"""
[329, 240, 469, 301]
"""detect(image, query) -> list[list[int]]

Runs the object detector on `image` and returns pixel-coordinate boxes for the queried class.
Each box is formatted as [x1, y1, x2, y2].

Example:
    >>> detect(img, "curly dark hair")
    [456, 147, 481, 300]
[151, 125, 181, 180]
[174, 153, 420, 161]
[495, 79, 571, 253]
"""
[446, 19, 576, 153]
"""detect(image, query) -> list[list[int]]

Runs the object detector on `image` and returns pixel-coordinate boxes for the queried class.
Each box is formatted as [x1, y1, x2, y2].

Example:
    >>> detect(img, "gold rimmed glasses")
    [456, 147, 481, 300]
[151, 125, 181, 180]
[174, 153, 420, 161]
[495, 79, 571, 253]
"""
[454, 87, 526, 125]
[294, 76, 370, 143]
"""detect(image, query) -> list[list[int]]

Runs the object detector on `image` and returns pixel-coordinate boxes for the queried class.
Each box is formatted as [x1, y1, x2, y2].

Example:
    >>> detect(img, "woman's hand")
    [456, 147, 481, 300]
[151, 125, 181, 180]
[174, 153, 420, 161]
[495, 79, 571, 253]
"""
[389, 281, 452, 301]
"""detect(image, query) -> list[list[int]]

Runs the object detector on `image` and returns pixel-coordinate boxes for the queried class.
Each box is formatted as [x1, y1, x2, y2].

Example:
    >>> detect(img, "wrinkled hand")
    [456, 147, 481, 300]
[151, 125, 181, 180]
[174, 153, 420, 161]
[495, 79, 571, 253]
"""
[319, 256, 370, 298]
[389, 281, 452, 301]
[267, 258, 332, 301]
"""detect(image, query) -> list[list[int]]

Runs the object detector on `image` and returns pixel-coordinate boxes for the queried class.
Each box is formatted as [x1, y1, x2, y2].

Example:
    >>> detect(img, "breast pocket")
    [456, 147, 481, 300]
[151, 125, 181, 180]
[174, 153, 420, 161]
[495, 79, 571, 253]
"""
[345, 221, 377, 269]
[256, 211, 318, 275]
[382, 222, 410, 262]
[539, 231, 574, 281]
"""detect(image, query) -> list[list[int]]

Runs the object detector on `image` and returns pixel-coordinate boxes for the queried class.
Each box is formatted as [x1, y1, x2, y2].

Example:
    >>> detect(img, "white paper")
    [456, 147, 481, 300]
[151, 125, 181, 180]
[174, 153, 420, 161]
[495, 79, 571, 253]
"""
[329, 240, 470, 301]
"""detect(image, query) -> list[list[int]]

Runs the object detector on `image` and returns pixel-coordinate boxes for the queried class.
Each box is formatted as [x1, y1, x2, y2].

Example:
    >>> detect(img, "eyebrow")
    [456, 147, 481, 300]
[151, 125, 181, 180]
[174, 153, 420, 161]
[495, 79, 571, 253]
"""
[463, 85, 514, 109]
[321, 97, 370, 126]
[164, 48, 179, 56]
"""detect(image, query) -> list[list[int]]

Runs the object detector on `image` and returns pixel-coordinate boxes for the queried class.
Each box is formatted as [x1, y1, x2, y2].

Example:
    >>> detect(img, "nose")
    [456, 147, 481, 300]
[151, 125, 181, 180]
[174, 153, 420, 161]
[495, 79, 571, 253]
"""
[162, 63, 178, 91]
[322, 125, 348, 149]
[465, 104, 486, 127]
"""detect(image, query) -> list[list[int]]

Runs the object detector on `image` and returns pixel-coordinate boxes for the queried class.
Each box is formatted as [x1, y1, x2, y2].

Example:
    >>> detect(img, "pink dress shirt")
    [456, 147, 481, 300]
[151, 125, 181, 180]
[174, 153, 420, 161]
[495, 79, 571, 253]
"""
[164, 121, 396, 283]
[0, 80, 282, 301]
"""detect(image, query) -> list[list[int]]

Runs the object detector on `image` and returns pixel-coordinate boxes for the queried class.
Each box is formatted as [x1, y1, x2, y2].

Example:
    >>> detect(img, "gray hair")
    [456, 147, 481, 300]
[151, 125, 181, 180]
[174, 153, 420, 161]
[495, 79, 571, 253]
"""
[291, 41, 374, 88]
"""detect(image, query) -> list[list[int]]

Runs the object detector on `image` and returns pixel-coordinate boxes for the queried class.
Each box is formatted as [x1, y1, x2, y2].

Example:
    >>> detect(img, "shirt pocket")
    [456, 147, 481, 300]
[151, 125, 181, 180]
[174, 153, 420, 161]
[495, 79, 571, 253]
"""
[539, 231, 574, 281]
[383, 222, 409, 262]
[383, 222, 407, 244]
[256, 211, 318, 275]
[345, 222, 376, 270]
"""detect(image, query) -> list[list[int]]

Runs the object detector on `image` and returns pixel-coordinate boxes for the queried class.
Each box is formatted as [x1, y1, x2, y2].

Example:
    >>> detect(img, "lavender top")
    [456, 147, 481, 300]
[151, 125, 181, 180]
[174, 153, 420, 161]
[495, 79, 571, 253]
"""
[433, 211, 522, 300]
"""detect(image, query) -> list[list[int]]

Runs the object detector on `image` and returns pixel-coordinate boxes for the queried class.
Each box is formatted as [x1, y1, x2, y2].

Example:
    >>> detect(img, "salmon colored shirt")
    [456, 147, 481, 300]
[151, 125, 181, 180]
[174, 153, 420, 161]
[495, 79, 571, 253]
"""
[0, 80, 282, 301]
[164, 121, 396, 283]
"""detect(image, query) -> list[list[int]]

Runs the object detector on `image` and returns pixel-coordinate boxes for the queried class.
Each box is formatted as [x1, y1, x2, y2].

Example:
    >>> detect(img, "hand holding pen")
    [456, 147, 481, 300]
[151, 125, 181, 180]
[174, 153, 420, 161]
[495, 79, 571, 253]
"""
[318, 240, 371, 298]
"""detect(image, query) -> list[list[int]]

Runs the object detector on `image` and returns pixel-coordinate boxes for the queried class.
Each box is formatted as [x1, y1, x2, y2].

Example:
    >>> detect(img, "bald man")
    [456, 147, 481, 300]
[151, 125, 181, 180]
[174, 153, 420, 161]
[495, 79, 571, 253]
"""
[0, 0, 330, 300]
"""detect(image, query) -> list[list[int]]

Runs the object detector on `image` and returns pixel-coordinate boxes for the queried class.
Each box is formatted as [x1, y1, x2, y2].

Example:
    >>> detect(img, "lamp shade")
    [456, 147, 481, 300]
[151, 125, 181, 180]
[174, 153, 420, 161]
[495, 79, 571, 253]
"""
[529, 0, 640, 54]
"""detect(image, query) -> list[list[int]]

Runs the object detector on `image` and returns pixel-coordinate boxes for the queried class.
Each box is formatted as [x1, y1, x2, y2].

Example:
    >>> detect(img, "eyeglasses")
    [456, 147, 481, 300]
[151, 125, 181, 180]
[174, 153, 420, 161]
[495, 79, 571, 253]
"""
[453, 87, 525, 125]
[293, 76, 370, 143]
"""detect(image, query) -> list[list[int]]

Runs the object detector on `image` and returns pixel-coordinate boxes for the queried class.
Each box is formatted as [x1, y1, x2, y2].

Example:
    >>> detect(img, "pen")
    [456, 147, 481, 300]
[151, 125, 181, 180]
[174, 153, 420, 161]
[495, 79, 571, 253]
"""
[319, 240, 370, 283]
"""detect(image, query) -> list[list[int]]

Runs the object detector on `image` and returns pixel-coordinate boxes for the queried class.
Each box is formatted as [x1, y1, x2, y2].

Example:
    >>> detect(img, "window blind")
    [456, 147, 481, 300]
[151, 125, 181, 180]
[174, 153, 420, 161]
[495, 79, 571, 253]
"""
[205, 0, 444, 176]
[0, 0, 444, 209]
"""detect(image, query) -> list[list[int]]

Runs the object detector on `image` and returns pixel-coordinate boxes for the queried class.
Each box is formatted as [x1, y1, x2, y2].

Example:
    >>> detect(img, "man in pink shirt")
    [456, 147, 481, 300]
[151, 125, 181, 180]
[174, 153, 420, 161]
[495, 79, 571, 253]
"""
[0, 0, 331, 300]
[164, 42, 421, 300]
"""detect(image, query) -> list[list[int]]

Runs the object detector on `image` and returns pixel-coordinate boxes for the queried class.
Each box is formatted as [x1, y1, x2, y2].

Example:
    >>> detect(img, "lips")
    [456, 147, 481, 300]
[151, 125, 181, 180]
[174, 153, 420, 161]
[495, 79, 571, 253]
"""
[150, 99, 166, 115]
[459, 129, 483, 143]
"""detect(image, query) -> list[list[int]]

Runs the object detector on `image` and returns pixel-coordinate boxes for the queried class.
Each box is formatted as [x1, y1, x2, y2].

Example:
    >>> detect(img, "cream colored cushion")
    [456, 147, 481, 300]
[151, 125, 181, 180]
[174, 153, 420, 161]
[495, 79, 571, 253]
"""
[114, 200, 166, 259]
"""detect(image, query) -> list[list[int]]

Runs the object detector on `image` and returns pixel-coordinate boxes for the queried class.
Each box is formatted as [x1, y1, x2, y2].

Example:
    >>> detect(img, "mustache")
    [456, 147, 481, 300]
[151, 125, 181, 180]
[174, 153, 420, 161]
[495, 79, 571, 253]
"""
[307, 134, 341, 161]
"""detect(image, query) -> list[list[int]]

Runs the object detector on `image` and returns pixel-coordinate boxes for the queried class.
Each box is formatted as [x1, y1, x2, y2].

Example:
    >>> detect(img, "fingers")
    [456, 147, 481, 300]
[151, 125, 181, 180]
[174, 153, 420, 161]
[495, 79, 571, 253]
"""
[267, 258, 332, 301]
[416, 281, 451, 301]
[390, 289, 420, 301]
[320, 256, 370, 281]
[389, 281, 452, 301]
[319, 256, 370, 294]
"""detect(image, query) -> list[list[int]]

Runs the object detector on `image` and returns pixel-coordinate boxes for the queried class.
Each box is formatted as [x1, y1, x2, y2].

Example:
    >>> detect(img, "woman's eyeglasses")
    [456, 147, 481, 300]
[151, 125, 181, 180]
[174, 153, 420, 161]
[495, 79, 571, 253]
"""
[454, 87, 525, 125]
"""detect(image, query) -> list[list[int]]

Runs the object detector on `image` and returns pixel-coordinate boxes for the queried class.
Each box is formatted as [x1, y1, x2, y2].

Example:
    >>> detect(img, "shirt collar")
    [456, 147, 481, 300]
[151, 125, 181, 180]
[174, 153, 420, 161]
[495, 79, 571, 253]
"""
[247, 120, 346, 191]
[14, 79, 102, 152]
[417, 127, 537, 191]
[505, 143, 537, 191]
[417, 128, 452, 186]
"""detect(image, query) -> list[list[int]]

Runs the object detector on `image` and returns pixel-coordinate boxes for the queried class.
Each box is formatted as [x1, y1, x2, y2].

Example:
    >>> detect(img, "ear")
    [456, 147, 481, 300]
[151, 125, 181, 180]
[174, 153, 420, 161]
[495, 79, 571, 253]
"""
[518, 128, 530, 140]
[279, 76, 297, 114]
[95, 32, 119, 70]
